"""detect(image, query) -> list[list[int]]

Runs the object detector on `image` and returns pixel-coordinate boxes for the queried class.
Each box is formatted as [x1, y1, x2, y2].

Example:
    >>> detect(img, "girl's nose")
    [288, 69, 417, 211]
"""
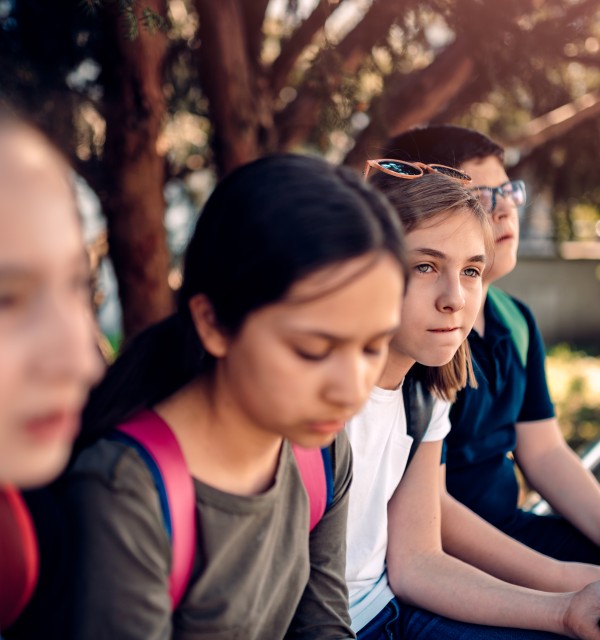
[323, 353, 370, 412]
[37, 297, 105, 387]
[436, 277, 465, 313]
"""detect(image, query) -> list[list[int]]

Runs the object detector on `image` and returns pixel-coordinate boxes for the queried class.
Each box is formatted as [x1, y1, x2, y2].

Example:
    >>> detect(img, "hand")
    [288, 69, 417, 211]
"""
[563, 581, 600, 639]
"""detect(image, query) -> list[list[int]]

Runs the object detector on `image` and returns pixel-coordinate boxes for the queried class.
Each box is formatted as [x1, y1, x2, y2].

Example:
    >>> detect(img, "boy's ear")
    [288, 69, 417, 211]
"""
[188, 294, 229, 358]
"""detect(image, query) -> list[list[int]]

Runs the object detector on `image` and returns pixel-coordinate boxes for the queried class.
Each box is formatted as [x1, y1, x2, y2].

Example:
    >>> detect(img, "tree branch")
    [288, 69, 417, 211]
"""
[239, 0, 271, 68]
[505, 90, 600, 154]
[269, 0, 337, 96]
[334, 0, 411, 74]
[276, 0, 413, 148]
[344, 40, 475, 168]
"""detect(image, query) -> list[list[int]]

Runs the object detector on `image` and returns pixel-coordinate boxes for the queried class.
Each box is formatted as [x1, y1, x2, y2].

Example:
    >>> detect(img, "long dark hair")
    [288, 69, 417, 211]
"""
[367, 171, 493, 402]
[80, 154, 408, 447]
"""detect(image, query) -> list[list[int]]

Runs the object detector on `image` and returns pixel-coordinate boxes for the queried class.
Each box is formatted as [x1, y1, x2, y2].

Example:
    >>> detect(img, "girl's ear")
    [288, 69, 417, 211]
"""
[188, 294, 229, 358]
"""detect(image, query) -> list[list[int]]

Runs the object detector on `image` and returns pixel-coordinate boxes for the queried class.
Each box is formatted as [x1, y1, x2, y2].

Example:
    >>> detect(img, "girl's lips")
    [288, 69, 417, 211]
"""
[496, 233, 513, 243]
[25, 410, 80, 442]
[428, 327, 459, 333]
[308, 419, 346, 435]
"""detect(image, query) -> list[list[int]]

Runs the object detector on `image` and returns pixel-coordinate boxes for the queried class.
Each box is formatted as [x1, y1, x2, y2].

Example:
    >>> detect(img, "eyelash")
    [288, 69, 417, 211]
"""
[0, 293, 20, 309]
[296, 344, 384, 362]
[296, 350, 330, 362]
[71, 273, 94, 296]
[415, 263, 433, 274]
[415, 264, 481, 278]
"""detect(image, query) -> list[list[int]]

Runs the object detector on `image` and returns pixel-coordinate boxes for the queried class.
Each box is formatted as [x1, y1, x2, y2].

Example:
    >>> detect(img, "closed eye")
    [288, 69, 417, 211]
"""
[295, 349, 331, 362]
[0, 292, 21, 309]
[364, 337, 390, 356]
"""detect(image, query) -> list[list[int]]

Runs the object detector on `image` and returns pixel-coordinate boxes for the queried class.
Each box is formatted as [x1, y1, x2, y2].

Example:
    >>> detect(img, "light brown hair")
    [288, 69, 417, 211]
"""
[368, 170, 494, 402]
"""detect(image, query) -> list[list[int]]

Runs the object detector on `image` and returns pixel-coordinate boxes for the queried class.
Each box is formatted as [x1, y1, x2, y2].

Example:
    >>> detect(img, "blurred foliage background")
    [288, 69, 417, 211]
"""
[1, 0, 599, 338]
[1, 0, 597, 451]
[547, 344, 600, 451]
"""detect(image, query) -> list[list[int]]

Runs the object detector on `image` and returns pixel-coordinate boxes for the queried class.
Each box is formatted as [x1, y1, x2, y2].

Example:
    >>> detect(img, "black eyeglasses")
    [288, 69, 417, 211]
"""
[364, 158, 472, 184]
[471, 180, 526, 214]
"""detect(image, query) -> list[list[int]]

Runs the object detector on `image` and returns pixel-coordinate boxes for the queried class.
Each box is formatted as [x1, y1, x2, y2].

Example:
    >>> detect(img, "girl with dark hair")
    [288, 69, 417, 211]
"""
[14, 154, 407, 640]
[346, 161, 600, 640]
[0, 115, 103, 633]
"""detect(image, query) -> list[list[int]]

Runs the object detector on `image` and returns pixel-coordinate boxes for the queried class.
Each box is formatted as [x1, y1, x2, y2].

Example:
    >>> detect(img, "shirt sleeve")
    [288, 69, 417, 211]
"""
[285, 431, 356, 640]
[422, 398, 451, 443]
[514, 300, 555, 423]
[60, 440, 173, 640]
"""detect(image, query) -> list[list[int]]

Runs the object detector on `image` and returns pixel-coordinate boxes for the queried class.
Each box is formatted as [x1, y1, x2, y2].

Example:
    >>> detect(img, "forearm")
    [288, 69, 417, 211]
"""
[388, 548, 572, 634]
[440, 490, 600, 591]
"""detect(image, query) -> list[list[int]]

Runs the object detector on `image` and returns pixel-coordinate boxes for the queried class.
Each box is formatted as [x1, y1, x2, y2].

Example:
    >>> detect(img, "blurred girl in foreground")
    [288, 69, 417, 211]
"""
[0, 113, 103, 633]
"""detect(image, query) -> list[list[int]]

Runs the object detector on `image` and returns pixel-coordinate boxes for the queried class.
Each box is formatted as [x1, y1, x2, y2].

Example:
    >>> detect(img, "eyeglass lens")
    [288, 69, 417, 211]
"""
[477, 181, 525, 212]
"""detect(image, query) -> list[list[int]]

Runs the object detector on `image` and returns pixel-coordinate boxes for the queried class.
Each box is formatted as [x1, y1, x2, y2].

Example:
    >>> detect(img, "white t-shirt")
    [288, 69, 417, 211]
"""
[345, 383, 451, 632]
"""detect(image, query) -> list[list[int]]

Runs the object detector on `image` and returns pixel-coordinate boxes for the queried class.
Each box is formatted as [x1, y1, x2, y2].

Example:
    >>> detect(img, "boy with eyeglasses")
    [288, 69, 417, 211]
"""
[384, 124, 600, 565]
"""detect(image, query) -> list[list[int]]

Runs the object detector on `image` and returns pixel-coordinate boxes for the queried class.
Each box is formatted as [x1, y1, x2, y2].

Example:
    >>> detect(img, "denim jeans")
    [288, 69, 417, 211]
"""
[357, 599, 567, 640]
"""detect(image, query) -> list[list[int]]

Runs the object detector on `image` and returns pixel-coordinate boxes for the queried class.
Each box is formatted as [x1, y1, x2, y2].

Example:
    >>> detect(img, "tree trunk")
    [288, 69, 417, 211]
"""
[100, 0, 173, 340]
[195, 0, 272, 176]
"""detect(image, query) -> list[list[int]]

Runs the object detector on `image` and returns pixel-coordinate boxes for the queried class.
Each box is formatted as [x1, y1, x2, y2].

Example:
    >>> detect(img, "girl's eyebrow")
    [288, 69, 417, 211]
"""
[0, 267, 36, 283]
[412, 248, 487, 264]
[0, 251, 90, 280]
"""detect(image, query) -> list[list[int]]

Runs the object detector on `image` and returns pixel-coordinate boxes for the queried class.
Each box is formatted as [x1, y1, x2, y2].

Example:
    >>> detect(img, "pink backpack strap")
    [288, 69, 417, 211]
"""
[291, 444, 332, 532]
[117, 410, 196, 609]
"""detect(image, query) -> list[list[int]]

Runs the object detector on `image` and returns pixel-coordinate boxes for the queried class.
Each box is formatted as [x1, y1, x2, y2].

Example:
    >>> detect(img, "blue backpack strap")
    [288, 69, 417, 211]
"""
[291, 444, 333, 531]
[487, 286, 529, 368]
[320, 446, 334, 510]
[112, 410, 196, 610]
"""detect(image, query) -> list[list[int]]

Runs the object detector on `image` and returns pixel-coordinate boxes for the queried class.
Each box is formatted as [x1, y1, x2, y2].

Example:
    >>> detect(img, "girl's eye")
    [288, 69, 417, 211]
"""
[415, 264, 432, 274]
[295, 349, 331, 362]
[71, 273, 93, 295]
[364, 343, 386, 357]
[0, 293, 20, 309]
[462, 267, 481, 278]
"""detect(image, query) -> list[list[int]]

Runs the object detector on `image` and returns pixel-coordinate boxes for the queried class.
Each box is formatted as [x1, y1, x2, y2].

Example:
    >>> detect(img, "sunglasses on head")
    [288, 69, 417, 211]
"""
[364, 158, 472, 184]
[471, 180, 526, 214]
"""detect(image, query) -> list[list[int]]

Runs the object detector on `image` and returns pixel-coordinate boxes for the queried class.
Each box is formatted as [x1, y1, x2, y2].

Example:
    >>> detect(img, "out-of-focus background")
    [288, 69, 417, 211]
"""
[1, 0, 598, 448]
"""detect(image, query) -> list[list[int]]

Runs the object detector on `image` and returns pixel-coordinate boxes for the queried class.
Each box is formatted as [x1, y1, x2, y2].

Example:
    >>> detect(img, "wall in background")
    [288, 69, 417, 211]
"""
[497, 255, 600, 346]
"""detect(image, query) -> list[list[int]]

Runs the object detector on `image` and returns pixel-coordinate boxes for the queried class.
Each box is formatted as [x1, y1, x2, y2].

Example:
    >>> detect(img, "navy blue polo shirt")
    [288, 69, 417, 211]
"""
[445, 288, 555, 531]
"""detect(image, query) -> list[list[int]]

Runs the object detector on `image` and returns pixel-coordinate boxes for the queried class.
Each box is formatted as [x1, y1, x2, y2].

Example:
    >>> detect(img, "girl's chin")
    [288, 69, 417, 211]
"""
[418, 350, 459, 368]
[2, 445, 70, 488]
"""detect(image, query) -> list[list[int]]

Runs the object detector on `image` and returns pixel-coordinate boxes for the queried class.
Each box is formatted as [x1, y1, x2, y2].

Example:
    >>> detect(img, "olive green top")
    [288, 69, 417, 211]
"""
[16, 432, 354, 640]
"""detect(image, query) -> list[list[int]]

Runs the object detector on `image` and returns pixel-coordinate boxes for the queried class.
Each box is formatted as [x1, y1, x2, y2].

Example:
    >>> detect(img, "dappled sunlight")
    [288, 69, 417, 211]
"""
[547, 345, 600, 449]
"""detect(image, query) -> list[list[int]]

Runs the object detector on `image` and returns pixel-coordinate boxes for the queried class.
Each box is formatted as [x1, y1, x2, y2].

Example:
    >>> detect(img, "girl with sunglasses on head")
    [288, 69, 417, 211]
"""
[385, 125, 600, 567]
[345, 160, 600, 640]
[0, 113, 103, 635]
[11, 154, 407, 640]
